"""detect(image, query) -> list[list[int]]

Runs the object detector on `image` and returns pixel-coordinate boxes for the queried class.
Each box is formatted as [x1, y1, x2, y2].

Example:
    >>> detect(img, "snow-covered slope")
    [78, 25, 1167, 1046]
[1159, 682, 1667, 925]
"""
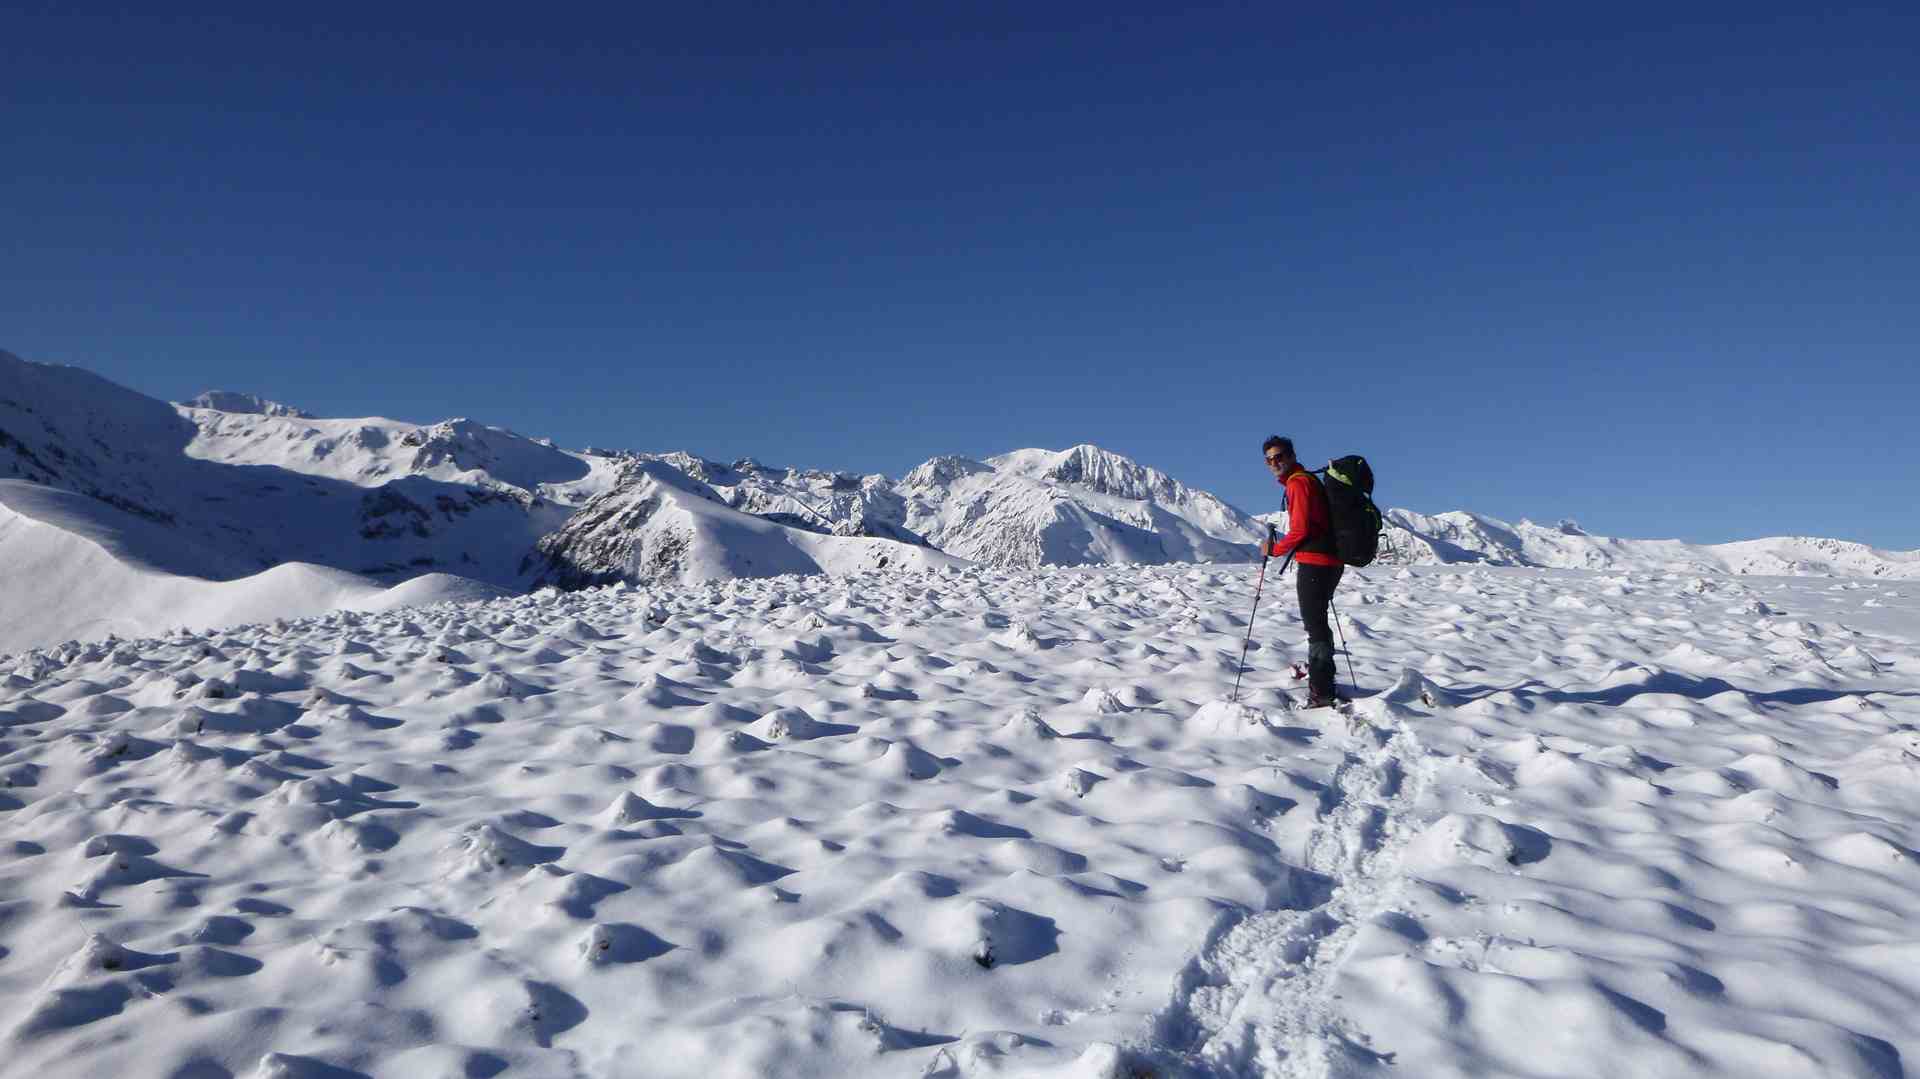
[0, 351, 569, 585]
[1, 349, 217, 531]
[0, 483, 510, 653]
[2, 562, 1915, 1077]
[181, 405, 616, 501]
[0, 353, 565, 651]
[1385, 508, 1920, 579]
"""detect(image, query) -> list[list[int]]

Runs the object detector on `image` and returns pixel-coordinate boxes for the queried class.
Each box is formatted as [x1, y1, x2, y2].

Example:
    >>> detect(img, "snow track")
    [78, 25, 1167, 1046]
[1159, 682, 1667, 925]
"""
[1155, 705, 1432, 1078]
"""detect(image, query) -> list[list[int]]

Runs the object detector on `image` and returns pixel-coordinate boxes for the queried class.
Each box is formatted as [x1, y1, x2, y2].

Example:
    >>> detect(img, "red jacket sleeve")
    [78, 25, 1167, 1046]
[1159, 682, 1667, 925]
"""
[1269, 472, 1315, 558]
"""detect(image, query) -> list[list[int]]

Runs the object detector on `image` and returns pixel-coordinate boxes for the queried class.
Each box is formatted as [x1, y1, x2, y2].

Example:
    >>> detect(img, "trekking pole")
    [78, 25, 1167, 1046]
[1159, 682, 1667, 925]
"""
[1330, 594, 1360, 695]
[1230, 525, 1279, 704]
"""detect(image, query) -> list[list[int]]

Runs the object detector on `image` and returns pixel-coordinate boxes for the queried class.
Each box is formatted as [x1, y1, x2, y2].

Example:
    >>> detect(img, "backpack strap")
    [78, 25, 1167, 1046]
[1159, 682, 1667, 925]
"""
[1289, 468, 1337, 558]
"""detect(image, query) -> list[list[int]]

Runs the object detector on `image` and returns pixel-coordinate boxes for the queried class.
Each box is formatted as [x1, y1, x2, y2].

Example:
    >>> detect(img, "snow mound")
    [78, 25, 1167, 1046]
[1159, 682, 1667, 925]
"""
[352, 573, 513, 612]
[1190, 698, 1270, 734]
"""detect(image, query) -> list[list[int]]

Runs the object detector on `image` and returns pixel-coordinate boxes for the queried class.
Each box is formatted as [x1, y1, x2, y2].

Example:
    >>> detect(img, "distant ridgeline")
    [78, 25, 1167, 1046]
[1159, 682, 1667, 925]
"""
[2, 348, 1916, 652]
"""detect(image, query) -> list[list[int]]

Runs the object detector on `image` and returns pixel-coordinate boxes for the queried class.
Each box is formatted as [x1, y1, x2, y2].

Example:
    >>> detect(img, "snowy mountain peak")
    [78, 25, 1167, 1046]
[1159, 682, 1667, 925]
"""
[896, 445, 1264, 568]
[184, 391, 314, 419]
[902, 455, 993, 489]
[402, 418, 589, 492]
[989, 444, 1186, 504]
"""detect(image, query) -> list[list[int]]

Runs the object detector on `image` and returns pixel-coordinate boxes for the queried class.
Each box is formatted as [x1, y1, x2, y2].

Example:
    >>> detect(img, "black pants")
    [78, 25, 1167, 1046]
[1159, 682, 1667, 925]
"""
[1296, 561, 1345, 699]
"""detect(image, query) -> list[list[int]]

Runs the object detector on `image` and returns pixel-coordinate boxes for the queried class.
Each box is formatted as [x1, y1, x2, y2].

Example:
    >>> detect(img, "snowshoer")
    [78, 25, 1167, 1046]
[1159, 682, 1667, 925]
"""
[1260, 435, 1344, 707]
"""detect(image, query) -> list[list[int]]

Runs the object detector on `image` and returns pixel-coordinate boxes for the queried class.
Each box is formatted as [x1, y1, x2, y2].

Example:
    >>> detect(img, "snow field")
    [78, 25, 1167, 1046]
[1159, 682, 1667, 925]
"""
[0, 481, 515, 652]
[1, 564, 1917, 1078]
[1283, 570, 1920, 1079]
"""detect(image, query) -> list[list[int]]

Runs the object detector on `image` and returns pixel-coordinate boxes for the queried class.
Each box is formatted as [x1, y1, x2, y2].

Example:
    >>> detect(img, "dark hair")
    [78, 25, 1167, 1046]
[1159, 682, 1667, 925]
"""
[1262, 435, 1293, 458]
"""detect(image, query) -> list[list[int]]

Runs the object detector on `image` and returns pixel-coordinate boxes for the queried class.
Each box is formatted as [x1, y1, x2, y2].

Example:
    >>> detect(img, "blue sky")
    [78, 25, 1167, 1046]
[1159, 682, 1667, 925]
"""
[5, 3, 1916, 547]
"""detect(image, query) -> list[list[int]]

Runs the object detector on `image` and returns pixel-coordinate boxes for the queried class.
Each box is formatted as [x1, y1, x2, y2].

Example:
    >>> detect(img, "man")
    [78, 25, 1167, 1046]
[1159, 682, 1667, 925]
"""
[1260, 435, 1344, 707]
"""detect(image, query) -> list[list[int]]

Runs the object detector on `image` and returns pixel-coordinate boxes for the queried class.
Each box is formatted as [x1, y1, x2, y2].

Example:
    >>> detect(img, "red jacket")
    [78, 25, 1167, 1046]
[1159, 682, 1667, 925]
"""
[1269, 466, 1342, 567]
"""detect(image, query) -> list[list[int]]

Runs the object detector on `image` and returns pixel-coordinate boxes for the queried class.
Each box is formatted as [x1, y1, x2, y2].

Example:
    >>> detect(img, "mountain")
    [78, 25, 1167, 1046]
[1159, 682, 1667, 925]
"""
[523, 443, 1266, 585]
[8, 353, 1273, 651]
[8, 348, 1917, 655]
[184, 390, 313, 418]
[640, 452, 930, 546]
[0, 481, 511, 652]
[618, 443, 1270, 570]
[1381, 508, 1920, 579]
[0, 353, 953, 650]
[899, 445, 1264, 567]
[528, 459, 963, 587]
[179, 402, 612, 498]
[1245, 487, 1917, 580]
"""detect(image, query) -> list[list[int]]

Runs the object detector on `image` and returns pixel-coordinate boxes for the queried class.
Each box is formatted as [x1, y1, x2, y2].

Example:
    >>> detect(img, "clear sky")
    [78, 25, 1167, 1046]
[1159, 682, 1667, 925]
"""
[6, 2, 1916, 547]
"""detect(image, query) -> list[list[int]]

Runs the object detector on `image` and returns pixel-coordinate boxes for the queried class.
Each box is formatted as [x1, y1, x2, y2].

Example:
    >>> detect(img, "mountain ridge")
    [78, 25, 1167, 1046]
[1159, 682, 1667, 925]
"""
[1381, 507, 1920, 580]
[4, 349, 1918, 654]
[0, 352, 1271, 650]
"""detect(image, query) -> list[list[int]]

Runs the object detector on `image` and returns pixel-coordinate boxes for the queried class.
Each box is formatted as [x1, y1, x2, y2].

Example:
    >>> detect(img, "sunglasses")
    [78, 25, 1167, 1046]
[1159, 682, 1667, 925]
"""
[1264, 453, 1284, 465]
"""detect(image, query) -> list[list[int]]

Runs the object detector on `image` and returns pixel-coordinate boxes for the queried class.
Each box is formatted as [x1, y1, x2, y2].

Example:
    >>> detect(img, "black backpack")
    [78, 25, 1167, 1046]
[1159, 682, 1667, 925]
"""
[1314, 455, 1384, 567]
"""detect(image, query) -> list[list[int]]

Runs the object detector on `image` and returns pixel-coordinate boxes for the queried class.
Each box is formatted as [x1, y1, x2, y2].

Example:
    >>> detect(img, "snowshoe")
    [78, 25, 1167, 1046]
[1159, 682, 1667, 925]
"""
[1299, 692, 1370, 735]
[1300, 691, 1347, 711]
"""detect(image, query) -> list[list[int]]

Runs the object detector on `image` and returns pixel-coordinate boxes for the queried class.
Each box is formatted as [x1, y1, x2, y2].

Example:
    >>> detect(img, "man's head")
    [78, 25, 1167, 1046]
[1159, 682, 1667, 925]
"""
[1262, 435, 1296, 477]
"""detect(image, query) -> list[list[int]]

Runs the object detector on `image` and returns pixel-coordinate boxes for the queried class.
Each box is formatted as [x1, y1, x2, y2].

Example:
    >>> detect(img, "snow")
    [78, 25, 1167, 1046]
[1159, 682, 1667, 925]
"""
[0, 353, 968, 654]
[0, 484, 511, 653]
[16, 345, 1915, 659]
[185, 391, 314, 419]
[3, 561, 1916, 1077]
[620, 444, 1268, 570]
[5, 351, 1279, 655]
[531, 460, 967, 587]
[0, 351, 572, 596]
[180, 408, 616, 503]
[903, 445, 1264, 567]
[8, 348, 1920, 1074]
[1386, 508, 1920, 580]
